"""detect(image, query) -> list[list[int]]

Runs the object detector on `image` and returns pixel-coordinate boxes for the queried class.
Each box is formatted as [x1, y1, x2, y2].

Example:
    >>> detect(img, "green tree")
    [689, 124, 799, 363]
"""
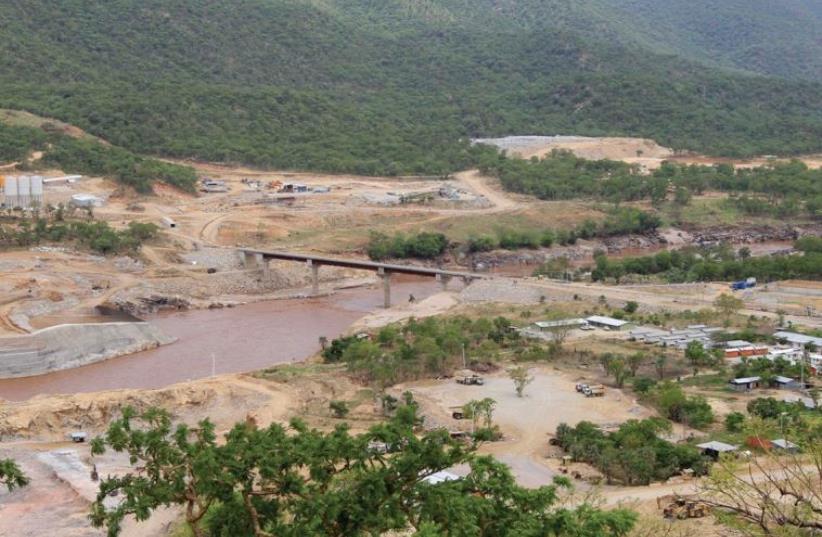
[0, 458, 28, 491]
[724, 412, 745, 433]
[329, 400, 349, 418]
[654, 355, 667, 380]
[685, 341, 711, 377]
[508, 367, 534, 398]
[627, 352, 645, 377]
[90, 406, 637, 537]
[714, 293, 744, 325]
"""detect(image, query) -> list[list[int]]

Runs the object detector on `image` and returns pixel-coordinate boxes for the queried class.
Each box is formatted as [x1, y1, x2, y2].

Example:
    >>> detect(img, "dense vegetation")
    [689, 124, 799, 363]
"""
[554, 419, 709, 485]
[0, 217, 159, 254]
[366, 232, 449, 261]
[642, 382, 715, 429]
[322, 316, 544, 387]
[89, 405, 637, 537]
[592, 241, 822, 283]
[366, 207, 660, 260]
[481, 151, 822, 213]
[0, 1, 820, 177]
[0, 123, 197, 193]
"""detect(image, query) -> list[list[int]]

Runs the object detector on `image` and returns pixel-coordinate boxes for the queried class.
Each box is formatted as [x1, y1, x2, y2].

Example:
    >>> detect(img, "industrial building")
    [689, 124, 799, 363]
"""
[0, 175, 44, 208]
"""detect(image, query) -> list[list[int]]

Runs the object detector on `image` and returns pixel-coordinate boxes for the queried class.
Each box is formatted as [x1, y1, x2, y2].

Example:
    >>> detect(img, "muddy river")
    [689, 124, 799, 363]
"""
[0, 277, 444, 401]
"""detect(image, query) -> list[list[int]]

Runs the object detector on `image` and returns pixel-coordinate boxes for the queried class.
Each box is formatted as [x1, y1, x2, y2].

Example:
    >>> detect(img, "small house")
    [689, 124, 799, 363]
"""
[771, 438, 799, 453]
[729, 376, 761, 392]
[697, 441, 738, 460]
[771, 376, 802, 390]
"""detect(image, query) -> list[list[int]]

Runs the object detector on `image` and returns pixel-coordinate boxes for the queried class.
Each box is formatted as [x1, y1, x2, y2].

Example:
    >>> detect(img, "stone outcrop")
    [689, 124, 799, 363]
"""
[0, 322, 175, 379]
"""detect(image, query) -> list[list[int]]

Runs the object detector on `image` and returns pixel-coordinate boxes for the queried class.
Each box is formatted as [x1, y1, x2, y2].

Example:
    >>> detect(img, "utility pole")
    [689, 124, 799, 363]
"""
[462, 344, 467, 369]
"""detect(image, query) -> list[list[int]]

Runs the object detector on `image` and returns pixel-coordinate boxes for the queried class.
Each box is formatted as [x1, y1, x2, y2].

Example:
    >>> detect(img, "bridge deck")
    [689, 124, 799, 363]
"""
[240, 248, 485, 279]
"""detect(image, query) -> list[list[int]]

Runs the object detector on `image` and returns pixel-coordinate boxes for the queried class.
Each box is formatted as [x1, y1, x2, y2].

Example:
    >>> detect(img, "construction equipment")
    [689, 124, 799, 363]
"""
[661, 496, 710, 519]
[266, 180, 283, 190]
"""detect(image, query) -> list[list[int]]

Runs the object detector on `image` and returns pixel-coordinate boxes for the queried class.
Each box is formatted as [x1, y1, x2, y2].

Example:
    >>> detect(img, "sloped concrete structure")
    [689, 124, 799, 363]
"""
[0, 322, 175, 378]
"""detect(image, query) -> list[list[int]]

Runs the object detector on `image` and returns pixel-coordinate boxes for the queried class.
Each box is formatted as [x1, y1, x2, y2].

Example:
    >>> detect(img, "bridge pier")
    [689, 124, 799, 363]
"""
[378, 268, 391, 308]
[262, 259, 271, 281]
[307, 260, 319, 295]
[436, 273, 452, 291]
[242, 251, 258, 269]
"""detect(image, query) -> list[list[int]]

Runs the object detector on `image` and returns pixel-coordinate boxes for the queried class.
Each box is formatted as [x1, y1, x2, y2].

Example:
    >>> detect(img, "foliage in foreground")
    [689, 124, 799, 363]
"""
[90, 405, 637, 537]
[0, 458, 28, 492]
[701, 427, 822, 536]
[555, 419, 709, 486]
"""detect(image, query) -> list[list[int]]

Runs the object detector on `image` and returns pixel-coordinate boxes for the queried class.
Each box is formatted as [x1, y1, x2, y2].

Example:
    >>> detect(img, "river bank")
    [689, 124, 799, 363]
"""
[0, 276, 445, 401]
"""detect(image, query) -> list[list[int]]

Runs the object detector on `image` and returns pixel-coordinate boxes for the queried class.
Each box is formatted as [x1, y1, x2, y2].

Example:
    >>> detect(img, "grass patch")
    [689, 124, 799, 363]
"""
[253, 363, 345, 382]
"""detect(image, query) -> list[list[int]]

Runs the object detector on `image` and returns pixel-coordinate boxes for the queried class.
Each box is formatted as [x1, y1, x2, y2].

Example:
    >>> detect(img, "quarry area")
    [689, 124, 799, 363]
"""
[1, 135, 821, 536]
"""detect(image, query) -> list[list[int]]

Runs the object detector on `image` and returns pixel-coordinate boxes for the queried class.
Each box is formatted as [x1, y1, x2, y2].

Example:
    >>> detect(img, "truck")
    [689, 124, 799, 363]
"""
[456, 374, 484, 386]
[584, 384, 606, 397]
[730, 277, 757, 291]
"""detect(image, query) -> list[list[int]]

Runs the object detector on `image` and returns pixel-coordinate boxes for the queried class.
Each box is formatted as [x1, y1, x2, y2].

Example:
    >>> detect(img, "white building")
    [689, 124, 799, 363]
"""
[773, 331, 822, 349]
[585, 316, 631, 331]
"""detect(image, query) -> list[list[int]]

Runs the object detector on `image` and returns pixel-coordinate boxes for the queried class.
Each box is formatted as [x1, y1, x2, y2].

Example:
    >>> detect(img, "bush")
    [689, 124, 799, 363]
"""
[645, 382, 714, 429]
[329, 400, 350, 418]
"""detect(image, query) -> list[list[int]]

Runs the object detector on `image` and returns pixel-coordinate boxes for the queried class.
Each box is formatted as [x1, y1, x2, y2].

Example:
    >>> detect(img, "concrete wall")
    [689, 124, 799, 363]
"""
[0, 322, 175, 379]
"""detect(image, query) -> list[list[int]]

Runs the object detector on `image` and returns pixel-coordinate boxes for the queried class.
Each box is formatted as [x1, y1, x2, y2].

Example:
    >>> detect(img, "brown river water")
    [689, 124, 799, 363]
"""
[0, 277, 442, 401]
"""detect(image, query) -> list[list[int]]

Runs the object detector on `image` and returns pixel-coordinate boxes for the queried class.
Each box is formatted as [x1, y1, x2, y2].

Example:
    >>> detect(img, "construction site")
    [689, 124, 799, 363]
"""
[1, 135, 821, 536]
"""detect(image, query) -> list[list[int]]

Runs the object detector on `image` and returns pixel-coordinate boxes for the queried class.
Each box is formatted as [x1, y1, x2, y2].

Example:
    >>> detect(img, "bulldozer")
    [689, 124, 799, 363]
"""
[660, 495, 710, 519]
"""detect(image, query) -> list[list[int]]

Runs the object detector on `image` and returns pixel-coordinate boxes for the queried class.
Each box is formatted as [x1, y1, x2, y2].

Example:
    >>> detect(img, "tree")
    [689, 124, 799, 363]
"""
[607, 357, 629, 388]
[508, 367, 534, 397]
[685, 341, 710, 377]
[627, 352, 645, 377]
[654, 355, 667, 380]
[549, 324, 572, 350]
[714, 293, 744, 325]
[623, 301, 639, 314]
[89, 406, 637, 537]
[724, 412, 745, 432]
[0, 458, 28, 491]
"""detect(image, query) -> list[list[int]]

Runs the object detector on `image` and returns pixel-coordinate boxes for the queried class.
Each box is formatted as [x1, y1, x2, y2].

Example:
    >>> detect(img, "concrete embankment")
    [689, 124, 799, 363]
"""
[0, 322, 175, 379]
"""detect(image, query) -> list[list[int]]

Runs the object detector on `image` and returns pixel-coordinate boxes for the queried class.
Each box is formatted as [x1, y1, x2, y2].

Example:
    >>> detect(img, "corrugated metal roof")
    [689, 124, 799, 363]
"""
[697, 441, 737, 452]
[730, 376, 761, 384]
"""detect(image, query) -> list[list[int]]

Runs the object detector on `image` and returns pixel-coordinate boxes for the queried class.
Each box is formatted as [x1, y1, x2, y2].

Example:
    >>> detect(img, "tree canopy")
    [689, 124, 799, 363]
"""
[90, 405, 637, 537]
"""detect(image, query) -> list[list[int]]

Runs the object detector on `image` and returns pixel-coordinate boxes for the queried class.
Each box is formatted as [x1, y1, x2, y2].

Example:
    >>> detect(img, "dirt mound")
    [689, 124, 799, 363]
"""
[0, 375, 290, 440]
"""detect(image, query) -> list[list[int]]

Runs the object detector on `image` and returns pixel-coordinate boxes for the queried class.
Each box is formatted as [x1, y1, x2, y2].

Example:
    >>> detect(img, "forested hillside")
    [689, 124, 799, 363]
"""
[0, 0, 820, 176]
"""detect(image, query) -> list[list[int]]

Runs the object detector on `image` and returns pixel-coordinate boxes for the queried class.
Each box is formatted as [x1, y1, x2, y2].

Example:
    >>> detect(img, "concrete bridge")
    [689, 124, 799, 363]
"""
[240, 248, 487, 307]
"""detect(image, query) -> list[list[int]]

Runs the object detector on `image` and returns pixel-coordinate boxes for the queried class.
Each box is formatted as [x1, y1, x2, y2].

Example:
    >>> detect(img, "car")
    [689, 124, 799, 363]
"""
[575, 383, 589, 393]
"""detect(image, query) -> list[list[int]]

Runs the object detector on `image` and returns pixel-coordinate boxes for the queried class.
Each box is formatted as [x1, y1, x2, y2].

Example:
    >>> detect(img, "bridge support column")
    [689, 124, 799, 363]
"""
[378, 268, 391, 308]
[436, 273, 452, 291]
[461, 276, 475, 288]
[262, 259, 271, 281]
[243, 251, 258, 269]
[307, 260, 319, 295]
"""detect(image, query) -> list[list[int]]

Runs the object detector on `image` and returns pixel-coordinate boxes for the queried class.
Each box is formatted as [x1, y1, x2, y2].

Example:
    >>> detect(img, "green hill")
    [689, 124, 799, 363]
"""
[0, 0, 820, 176]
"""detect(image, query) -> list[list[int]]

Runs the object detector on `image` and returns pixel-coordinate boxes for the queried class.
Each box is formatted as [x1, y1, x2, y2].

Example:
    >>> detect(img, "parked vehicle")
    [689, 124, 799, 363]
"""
[584, 385, 605, 397]
[575, 383, 589, 393]
[456, 374, 484, 386]
[731, 277, 757, 291]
